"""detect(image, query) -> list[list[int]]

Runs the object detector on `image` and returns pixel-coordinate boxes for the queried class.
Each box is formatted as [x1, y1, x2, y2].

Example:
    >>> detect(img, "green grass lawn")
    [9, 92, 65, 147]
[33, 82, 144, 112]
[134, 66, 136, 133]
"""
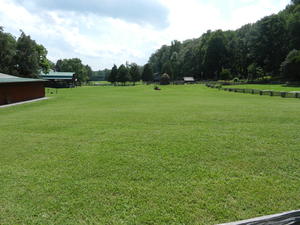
[225, 84, 300, 92]
[0, 85, 299, 224]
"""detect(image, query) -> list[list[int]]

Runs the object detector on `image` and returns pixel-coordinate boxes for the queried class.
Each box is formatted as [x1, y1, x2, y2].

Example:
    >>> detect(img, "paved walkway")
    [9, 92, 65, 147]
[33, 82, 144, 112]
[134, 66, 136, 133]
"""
[0, 97, 49, 108]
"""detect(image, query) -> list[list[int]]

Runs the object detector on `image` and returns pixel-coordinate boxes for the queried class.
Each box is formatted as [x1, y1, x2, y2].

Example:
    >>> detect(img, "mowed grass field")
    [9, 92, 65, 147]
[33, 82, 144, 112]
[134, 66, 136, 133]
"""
[0, 85, 299, 225]
[225, 84, 300, 92]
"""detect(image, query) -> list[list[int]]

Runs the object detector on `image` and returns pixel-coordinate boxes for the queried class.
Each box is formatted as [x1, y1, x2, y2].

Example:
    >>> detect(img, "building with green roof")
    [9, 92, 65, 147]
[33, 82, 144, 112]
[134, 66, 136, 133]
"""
[40, 71, 76, 88]
[0, 73, 46, 105]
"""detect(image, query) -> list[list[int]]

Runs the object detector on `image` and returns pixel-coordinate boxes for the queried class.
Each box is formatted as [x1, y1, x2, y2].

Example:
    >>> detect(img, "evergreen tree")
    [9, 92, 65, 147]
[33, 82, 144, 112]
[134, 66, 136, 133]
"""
[129, 63, 141, 85]
[108, 64, 118, 85]
[142, 63, 153, 83]
[117, 64, 130, 85]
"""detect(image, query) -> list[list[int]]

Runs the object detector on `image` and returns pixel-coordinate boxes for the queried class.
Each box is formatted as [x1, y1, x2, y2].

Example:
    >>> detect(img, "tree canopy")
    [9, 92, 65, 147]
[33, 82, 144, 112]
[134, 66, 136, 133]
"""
[0, 28, 93, 82]
[129, 63, 141, 85]
[55, 58, 92, 82]
[142, 63, 153, 83]
[0, 29, 51, 78]
[117, 64, 130, 85]
[147, 0, 300, 82]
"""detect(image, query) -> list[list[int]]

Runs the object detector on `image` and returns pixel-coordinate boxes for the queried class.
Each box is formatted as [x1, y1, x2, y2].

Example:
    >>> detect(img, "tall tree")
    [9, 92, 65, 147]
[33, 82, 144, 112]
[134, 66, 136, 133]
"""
[36, 44, 51, 74]
[117, 64, 130, 85]
[142, 63, 153, 83]
[15, 31, 40, 78]
[0, 27, 17, 74]
[162, 61, 172, 78]
[85, 65, 93, 81]
[108, 64, 118, 85]
[203, 30, 227, 80]
[249, 15, 287, 75]
[129, 63, 141, 85]
[287, 4, 300, 50]
[55, 58, 90, 82]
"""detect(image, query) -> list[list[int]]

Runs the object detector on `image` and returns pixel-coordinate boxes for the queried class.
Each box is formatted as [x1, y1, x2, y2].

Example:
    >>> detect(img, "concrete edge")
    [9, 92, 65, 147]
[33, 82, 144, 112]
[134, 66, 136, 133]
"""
[0, 97, 49, 108]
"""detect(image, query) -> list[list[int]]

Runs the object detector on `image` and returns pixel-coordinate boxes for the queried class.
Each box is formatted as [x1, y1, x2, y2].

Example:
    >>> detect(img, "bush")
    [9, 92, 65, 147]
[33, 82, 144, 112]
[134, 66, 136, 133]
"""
[247, 63, 265, 81]
[220, 69, 231, 80]
[160, 73, 170, 85]
[281, 49, 300, 81]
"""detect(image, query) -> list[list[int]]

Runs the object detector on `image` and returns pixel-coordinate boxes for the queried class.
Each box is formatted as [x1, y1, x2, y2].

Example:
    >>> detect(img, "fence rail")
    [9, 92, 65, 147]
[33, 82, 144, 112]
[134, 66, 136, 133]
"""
[205, 83, 300, 99]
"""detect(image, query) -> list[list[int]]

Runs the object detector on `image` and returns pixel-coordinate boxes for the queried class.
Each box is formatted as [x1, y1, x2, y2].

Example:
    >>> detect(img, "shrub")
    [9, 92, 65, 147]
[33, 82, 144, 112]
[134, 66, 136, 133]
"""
[220, 69, 231, 80]
[281, 49, 300, 81]
[160, 73, 170, 85]
[247, 63, 265, 81]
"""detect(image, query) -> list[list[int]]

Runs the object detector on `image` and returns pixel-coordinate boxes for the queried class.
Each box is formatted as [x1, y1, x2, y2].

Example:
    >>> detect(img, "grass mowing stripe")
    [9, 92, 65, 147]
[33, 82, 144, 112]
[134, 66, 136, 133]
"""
[0, 85, 299, 224]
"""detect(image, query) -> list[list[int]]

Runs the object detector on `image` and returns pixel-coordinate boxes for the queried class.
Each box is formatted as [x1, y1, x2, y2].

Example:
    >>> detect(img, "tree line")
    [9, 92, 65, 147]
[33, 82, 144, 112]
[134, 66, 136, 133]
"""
[147, 0, 300, 82]
[0, 28, 93, 82]
[107, 63, 154, 85]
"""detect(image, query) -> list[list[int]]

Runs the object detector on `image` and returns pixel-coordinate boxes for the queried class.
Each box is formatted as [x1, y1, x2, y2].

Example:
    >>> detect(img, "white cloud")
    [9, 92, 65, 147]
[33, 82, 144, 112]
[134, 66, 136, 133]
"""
[0, 0, 291, 70]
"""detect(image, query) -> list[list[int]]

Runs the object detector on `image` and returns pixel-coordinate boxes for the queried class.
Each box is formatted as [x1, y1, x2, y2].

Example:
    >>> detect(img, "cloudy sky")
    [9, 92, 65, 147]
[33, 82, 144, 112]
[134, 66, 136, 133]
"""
[0, 0, 290, 70]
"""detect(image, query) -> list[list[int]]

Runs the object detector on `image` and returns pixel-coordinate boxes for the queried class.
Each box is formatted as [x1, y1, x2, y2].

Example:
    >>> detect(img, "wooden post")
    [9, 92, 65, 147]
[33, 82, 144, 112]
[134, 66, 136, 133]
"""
[281, 92, 286, 98]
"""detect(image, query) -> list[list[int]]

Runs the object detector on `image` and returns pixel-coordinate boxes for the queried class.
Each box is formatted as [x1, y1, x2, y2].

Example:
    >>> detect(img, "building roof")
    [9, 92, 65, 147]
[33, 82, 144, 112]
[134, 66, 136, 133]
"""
[184, 77, 195, 82]
[0, 73, 45, 84]
[40, 71, 75, 80]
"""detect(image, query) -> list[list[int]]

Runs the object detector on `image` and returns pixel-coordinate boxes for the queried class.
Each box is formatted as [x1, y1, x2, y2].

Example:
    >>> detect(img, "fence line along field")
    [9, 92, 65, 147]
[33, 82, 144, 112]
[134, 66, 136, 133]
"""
[223, 84, 300, 92]
[0, 85, 299, 224]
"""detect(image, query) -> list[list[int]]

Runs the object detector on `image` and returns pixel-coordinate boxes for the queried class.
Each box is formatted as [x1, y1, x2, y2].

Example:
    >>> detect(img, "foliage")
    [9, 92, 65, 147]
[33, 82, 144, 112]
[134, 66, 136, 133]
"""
[148, 0, 300, 81]
[55, 58, 92, 82]
[0, 29, 51, 78]
[0, 28, 92, 81]
[108, 65, 118, 84]
[117, 64, 130, 85]
[14, 32, 43, 78]
[247, 64, 265, 81]
[0, 27, 17, 75]
[91, 69, 111, 81]
[219, 69, 232, 80]
[129, 63, 141, 85]
[142, 63, 153, 83]
[281, 49, 300, 81]
[160, 73, 170, 85]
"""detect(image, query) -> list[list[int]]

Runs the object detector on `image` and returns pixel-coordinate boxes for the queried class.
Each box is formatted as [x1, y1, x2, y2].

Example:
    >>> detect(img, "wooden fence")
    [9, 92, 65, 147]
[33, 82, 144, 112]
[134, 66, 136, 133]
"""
[205, 83, 300, 99]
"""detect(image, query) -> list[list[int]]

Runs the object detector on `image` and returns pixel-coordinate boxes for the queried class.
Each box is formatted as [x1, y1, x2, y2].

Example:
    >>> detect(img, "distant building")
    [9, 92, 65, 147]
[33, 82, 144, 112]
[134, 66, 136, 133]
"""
[183, 77, 195, 84]
[40, 71, 76, 88]
[0, 73, 46, 105]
